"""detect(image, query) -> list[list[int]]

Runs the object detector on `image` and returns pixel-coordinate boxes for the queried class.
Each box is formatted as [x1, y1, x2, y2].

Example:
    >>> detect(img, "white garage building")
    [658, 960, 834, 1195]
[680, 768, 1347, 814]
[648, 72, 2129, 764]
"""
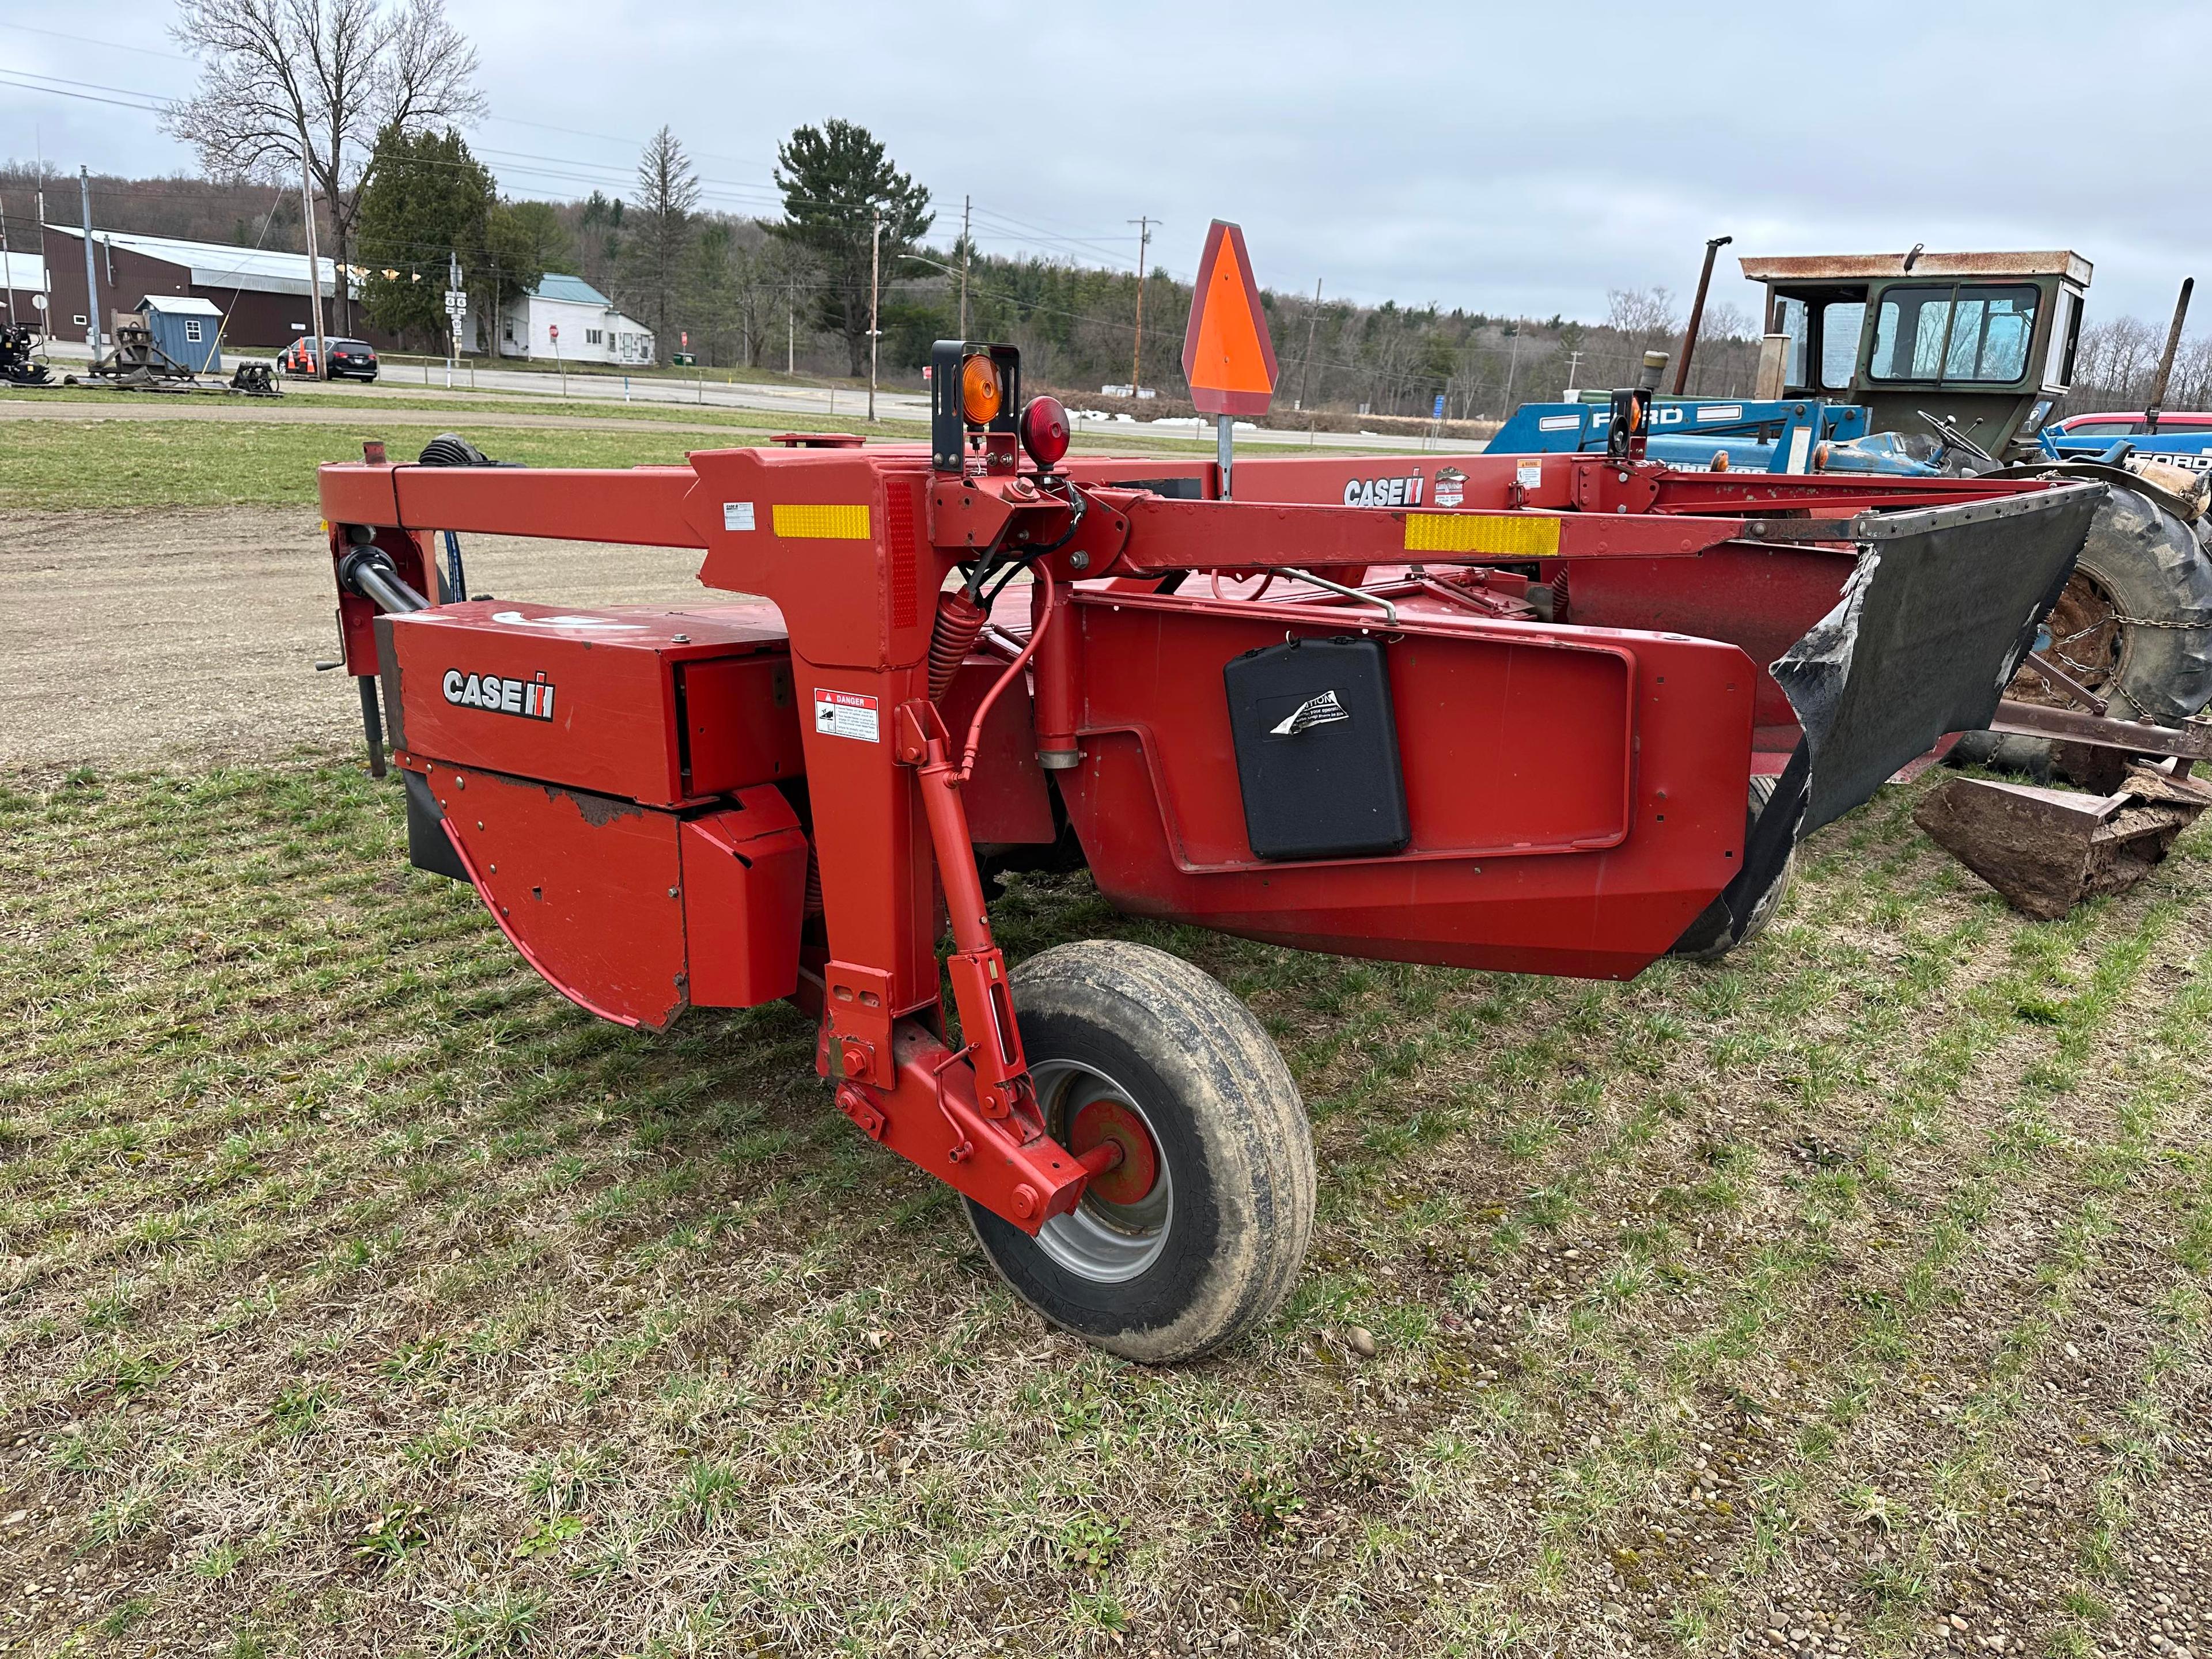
[468, 272, 655, 366]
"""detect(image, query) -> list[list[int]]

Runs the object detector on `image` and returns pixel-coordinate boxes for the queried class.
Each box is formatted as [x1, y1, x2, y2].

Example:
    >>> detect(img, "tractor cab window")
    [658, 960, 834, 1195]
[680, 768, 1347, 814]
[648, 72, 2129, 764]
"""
[2046, 286, 2082, 389]
[1819, 301, 1865, 391]
[1776, 296, 1809, 387]
[1870, 283, 2040, 384]
[1773, 294, 1868, 392]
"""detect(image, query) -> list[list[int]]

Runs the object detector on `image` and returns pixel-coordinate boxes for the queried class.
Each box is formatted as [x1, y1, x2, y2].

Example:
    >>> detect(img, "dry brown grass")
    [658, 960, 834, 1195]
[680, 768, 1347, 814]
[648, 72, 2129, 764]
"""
[2, 759, 2209, 1658]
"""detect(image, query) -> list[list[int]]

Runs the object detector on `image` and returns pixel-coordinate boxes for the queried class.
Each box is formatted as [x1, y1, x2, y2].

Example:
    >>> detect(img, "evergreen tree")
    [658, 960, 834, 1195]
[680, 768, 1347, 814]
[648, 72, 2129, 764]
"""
[771, 120, 931, 376]
[354, 123, 491, 346]
[620, 127, 699, 363]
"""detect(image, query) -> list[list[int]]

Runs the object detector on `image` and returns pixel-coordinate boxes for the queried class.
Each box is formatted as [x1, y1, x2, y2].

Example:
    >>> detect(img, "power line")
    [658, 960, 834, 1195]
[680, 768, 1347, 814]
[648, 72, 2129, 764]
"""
[0, 20, 190, 62]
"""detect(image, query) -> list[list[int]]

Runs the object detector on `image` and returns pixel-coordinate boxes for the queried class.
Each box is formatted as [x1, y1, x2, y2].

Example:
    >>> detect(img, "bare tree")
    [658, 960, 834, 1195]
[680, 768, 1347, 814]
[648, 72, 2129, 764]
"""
[164, 0, 483, 332]
[1604, 285, 1680, 380]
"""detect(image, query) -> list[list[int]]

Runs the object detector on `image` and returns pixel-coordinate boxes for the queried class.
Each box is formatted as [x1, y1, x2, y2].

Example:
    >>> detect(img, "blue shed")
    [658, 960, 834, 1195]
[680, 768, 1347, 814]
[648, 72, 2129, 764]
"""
[137, 294, 224, 373]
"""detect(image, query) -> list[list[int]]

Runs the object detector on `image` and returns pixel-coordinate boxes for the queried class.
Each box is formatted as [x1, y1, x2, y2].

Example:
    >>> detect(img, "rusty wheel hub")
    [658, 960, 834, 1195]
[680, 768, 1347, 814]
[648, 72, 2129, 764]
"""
[2012, 569, 2122, 706]
[1069, 1097, 1161, 1207]
[1031, 1059, 1173, 1284]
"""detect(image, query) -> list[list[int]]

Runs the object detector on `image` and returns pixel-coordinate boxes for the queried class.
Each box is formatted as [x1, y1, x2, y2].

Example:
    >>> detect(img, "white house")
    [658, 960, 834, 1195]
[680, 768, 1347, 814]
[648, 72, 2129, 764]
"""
[465, 272, 654, 366]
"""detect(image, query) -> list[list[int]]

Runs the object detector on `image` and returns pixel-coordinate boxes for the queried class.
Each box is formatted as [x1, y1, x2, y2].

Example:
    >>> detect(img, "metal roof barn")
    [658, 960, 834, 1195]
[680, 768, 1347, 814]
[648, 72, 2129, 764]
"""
[40, 225, 399, 353]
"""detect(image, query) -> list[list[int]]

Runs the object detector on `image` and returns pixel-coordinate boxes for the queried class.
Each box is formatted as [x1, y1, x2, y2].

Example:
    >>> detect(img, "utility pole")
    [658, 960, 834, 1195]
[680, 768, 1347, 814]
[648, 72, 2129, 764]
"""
[1564, 349, 1584, 397]
[78, 167, 101, 359]
[1127, 214, 1152, 395]
[297, 135, 329, 380]
[787, 278, 795, 375]
[958, 194, 971, 337]
[37, 180, 51, 340]
[1502, 323, 1522, 409]
[868, 211, 882, 422]
[1294, 277, 1323, 410]
[1, 197, 16, 327]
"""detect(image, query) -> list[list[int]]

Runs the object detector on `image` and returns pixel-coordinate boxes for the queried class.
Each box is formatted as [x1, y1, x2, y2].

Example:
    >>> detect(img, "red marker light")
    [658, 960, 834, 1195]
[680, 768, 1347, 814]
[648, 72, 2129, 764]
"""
[1020, 395, 1071, 469]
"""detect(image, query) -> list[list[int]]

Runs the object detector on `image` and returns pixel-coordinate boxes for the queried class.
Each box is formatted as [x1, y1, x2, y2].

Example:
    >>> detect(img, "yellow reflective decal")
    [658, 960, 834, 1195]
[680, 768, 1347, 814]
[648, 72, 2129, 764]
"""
[772, 503, 872, 540]
[1402, 513, 1562, 556]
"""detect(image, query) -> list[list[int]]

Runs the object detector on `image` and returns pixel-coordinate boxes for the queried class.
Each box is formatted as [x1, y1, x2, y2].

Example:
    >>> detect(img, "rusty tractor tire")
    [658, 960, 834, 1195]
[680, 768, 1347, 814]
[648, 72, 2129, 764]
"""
[1668, 774, 1798, 963]
[966, 941, 1315, 1364]
[2013, 482, 2212, 721]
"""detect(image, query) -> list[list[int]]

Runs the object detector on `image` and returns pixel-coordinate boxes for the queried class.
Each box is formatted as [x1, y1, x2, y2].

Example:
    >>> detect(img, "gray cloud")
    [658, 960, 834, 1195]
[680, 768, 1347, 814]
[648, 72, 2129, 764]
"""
[6, 0, 2206, 321]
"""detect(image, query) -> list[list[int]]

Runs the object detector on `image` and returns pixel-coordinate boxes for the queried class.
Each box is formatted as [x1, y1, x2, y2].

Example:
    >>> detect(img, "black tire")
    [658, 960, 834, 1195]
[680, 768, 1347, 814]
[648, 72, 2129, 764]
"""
[965, 941, 1315, 1363]
[1669, 774, 1797, 963]
[2019, 483, 2212, 723]
[1982, 482, 2212, 786]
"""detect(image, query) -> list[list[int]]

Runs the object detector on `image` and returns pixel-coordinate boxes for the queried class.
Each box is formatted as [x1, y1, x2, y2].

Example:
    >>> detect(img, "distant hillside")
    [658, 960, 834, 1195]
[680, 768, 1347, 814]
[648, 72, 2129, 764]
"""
[0, 162, 1776, 416]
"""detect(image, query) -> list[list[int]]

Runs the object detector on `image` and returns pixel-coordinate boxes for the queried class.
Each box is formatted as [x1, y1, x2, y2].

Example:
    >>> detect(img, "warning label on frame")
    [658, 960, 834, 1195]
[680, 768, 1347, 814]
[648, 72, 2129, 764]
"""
[813, 688, 880, 743]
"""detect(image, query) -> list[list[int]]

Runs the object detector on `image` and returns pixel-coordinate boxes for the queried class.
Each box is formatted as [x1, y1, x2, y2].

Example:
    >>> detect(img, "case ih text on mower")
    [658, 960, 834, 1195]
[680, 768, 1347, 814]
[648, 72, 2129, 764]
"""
[313, 339, 2104, 1362]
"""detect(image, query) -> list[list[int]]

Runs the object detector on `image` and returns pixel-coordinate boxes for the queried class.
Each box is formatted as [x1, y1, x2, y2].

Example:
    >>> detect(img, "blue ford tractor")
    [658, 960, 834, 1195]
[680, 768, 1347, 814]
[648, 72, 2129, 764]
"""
[1487, 249, 2212, 763]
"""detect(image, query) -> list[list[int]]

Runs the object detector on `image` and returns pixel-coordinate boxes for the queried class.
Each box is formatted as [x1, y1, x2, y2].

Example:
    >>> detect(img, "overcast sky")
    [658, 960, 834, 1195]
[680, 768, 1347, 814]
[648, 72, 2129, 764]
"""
[5, 1, 2206, 325]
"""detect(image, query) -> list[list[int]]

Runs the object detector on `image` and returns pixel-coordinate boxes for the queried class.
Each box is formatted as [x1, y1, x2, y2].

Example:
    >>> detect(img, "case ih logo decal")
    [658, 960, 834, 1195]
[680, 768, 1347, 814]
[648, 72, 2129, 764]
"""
[443, 668, 556, 721]
[1342, 472, 1426, 509]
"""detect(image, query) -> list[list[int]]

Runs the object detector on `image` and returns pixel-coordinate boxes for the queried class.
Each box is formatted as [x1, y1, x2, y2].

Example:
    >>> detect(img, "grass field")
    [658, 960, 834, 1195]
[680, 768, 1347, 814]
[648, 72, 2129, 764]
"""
[0, 423, 706, 512]
[3, 754, 2208, 1658]
[1, 384, 895, 433]
[0, 412, 1218, 513]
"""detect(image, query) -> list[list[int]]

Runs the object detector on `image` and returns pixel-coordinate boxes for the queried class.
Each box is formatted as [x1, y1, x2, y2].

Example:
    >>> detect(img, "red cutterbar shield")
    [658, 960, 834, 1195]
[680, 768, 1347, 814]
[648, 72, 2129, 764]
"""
[1180, 219, 1280, 416]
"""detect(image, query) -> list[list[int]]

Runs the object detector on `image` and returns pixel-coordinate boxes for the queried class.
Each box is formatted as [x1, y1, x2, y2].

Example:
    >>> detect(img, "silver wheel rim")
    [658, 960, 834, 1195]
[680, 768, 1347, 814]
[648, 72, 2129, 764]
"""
[1031, 1057, 1173, 1283]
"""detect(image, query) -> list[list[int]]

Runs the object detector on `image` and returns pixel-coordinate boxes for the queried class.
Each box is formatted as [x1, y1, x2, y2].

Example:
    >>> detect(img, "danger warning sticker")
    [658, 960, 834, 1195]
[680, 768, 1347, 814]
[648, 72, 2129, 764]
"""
[813, 688, 880, 743]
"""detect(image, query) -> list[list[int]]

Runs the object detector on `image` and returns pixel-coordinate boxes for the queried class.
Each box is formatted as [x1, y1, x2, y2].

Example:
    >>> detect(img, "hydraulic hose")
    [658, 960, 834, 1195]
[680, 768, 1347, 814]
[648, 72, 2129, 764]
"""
[959, 563, 1056, 781]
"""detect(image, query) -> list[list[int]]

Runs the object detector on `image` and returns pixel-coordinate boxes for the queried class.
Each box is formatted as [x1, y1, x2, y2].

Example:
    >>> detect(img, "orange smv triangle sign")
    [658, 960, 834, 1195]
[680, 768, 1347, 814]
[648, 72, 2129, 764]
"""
[1180, 220, 1279, 416]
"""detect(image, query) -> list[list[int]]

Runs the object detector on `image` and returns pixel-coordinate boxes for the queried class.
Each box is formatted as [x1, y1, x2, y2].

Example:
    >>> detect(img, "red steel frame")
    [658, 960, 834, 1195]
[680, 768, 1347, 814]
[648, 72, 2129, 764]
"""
[316, 442, 2055, 1239]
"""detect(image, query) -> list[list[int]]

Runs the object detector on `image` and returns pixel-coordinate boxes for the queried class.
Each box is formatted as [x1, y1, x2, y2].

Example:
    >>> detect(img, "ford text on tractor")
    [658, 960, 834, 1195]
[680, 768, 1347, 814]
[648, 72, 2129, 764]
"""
[314, 340, 2101, 1361]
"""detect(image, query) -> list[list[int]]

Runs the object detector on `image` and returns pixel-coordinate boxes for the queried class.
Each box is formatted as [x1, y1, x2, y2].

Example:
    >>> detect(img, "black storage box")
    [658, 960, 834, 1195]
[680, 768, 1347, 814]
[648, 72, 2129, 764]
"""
[1222, 635, 1410, 861]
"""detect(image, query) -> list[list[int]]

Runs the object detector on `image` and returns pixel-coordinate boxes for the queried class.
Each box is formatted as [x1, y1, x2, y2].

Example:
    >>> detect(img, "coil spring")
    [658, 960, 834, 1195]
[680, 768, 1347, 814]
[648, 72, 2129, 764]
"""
[804, 840, 824, 918]
[1550, 560, 1570, 623]
[928, 589, 988, 702]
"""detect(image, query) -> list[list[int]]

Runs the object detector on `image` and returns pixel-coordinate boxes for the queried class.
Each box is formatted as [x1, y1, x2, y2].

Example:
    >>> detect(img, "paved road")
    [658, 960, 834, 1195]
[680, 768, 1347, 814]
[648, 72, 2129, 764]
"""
[0, 397, 767, 437]
[26, 338, 1488, 454]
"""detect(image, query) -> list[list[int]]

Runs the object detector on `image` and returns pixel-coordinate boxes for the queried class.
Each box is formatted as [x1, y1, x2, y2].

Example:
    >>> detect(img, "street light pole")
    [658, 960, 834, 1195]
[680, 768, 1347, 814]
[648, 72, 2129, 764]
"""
[78, 167, 101, 359]
[959, 194, 971, 338]
[868, 210, 881, 423]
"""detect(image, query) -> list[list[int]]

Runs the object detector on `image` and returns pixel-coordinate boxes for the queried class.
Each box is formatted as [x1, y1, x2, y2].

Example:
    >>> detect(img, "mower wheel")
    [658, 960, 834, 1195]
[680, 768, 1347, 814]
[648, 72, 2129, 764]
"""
[967, 941, 1315, 1363]
[1670, 774, 1797, 963]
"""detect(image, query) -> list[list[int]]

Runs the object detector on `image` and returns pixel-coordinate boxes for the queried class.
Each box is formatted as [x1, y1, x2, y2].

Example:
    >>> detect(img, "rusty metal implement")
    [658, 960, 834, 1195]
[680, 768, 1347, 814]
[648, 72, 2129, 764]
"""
[1914, 768, 2212, 919]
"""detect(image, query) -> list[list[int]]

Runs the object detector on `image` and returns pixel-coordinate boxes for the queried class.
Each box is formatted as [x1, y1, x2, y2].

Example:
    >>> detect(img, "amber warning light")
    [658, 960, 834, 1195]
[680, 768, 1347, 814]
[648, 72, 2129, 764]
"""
[961, 354, 1003, 425]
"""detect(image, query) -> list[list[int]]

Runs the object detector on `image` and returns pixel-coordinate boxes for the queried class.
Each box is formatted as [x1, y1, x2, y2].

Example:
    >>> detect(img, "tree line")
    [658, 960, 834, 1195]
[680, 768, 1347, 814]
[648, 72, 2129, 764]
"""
[4, 0, 2202, 416]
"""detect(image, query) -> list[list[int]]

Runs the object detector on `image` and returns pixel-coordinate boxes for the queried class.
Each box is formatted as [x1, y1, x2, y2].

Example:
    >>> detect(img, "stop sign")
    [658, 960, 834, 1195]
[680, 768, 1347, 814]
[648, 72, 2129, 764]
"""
[549, 324, 560, 341]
